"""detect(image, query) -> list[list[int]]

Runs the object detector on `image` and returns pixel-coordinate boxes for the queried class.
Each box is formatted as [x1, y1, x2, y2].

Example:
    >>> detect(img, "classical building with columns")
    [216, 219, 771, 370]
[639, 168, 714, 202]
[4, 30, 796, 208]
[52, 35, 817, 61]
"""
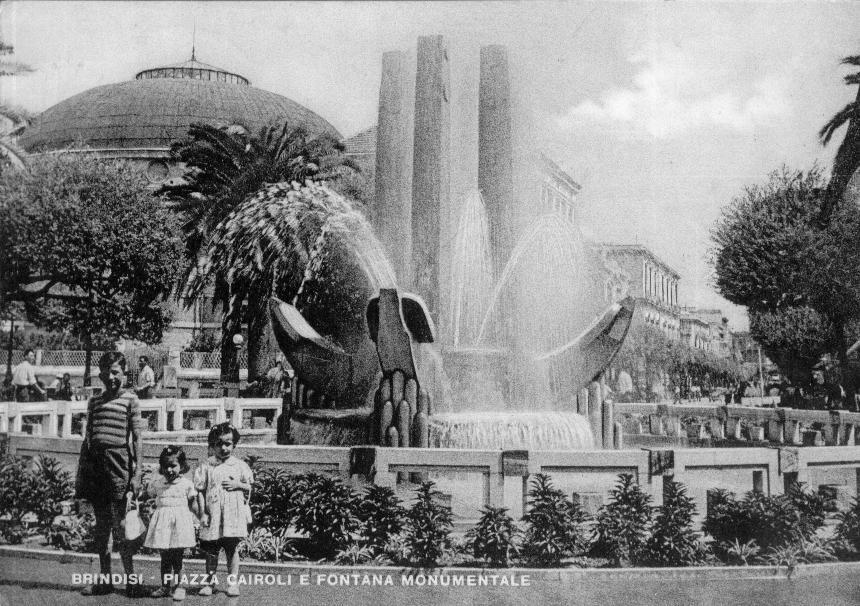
[592, 243, 681, 337]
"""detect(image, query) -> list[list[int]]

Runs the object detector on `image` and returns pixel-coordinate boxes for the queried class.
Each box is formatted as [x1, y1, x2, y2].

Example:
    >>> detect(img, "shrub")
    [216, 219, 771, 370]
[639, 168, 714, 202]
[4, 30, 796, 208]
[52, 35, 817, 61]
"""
[703, 490, 801, 555]
[836, 497, 860, 551]
[724, 539, 760, 566]
[466, 506, 519, 568]
[358, 485, 406, 555]
[521, 474, 587, 567]
[405, 481, 453, 566]
[640, 478, 705, 567]
[31, 456, 74, 535]
[0, 455, 73, 543]
[290, 473, 362, 559]
[47, 512, 96, 552]
[592, 474, 652, 566]
[238, 527, 299, 562]
[250, 467, 296, 531]
[334, 544, 379, 565]
[786, 482, 826, 539]
[0, 456, 36, 526]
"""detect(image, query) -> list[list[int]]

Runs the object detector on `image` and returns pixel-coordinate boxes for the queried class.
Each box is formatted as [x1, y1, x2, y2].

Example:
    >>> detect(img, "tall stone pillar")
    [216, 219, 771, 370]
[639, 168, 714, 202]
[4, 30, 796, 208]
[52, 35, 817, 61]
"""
[478, 45, 515, 276]
[411, 35, 450, 326]
[375, 51, 412, 286]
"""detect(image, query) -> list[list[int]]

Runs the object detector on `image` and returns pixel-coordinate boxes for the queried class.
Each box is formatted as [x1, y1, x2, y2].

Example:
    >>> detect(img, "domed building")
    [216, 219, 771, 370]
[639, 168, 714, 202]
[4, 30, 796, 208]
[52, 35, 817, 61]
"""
[14, 54, 344, 355]
[17, 54, 341, 184]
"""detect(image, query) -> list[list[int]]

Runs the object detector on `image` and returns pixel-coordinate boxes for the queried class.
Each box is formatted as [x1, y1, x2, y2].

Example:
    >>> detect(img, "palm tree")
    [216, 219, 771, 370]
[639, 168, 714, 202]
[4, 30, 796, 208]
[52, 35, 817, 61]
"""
[185, 181, 393, 392]
[161, 121, 362, 383]
[819, 55, 860, 220]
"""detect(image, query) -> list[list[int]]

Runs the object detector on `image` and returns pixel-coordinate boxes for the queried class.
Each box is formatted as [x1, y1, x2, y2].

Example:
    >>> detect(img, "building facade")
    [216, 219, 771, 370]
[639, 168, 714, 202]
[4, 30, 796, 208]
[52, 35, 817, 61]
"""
[593, 244, 681, 337]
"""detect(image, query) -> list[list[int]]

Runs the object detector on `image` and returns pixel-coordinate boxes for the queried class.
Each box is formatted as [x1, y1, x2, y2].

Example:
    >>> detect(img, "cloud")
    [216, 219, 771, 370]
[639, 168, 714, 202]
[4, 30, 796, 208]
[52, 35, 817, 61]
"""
[556, 43, 791, 139]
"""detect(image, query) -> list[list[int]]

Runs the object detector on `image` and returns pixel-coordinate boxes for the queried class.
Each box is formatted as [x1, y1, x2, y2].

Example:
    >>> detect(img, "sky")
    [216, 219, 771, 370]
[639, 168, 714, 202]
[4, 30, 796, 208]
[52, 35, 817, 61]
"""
[3, 1, 860, 331]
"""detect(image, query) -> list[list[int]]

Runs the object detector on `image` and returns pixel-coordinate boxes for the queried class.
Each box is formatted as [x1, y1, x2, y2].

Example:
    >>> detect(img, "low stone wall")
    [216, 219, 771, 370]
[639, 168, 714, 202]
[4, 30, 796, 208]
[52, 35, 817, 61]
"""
[616, 402, 860, 447]
[0, 397, 282, 436]
[6, 433, 860, 522]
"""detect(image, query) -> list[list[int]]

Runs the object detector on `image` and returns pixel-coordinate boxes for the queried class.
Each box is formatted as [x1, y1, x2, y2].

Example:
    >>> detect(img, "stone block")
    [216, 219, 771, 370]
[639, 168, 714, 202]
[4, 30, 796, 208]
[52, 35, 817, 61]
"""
[649, 415, 665, 435]
[819, 484, 853, 512]
[709, 419, 725, 440]
[571, 492, 603, 517]
[767, 419, 783, 443]
[747, 426, 765, 441]
[802, 430, 824, 446]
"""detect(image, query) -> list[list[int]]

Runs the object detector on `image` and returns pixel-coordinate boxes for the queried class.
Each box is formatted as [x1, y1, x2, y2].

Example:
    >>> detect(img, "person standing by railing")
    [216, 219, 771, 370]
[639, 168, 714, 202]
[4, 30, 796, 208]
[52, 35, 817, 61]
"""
[11, 349, 46, 402]
[135, 355, 155, 400]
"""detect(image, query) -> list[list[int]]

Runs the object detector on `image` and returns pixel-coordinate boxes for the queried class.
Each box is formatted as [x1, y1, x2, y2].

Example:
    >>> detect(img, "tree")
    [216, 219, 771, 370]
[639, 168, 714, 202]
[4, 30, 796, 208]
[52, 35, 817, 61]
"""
[0, 154, 183, 383]
[748, 307, 833, 385]
[819, 55, 860, 220]
[186, 181, 388, 399]
[160, 121, 363, 382]
[712, 166, 860, 381]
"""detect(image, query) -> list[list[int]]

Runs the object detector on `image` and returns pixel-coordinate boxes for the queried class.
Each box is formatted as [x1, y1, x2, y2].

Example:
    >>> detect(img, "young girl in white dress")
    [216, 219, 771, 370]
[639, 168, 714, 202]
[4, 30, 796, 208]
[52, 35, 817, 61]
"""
[194, 422, 253, 597]
[144, 445, 198, 601]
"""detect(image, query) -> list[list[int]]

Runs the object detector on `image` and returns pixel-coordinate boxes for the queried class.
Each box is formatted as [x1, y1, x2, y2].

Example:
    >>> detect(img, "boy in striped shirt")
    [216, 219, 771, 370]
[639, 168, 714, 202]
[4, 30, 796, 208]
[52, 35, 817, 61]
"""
[76, 351, 146, 597]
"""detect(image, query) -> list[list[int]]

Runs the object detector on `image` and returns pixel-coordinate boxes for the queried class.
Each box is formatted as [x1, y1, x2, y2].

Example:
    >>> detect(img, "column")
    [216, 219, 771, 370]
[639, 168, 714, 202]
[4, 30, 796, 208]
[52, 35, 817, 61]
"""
[411, 35, 450, 326]
[375, 50, 412, 285]
[478, 44, 515, 279]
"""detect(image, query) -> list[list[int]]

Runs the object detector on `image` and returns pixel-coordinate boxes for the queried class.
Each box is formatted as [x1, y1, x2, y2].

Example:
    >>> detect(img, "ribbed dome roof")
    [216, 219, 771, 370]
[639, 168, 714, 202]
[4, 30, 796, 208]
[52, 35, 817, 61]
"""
[18, 77, 341, 153]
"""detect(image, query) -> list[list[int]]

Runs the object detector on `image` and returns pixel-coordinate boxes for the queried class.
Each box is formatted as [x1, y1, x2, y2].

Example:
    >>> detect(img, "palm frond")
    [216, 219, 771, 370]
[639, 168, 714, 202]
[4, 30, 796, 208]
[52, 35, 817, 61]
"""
[841, 55, 860, 67]
[819, 102, 858, 146]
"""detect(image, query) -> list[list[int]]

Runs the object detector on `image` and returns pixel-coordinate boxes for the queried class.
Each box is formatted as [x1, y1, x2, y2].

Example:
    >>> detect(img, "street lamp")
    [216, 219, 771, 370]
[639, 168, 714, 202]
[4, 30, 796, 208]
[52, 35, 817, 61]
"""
[223, 333, 244, 398]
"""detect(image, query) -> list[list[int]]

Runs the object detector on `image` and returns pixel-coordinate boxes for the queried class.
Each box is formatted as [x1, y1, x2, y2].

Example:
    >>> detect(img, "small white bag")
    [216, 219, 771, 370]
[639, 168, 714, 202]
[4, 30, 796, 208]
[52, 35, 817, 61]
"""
[123, 496, 147, 541]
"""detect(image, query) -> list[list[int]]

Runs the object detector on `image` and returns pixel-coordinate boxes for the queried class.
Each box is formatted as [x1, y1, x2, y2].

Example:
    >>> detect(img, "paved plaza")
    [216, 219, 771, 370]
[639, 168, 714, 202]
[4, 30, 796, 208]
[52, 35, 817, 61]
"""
[3, 553, 860, 606]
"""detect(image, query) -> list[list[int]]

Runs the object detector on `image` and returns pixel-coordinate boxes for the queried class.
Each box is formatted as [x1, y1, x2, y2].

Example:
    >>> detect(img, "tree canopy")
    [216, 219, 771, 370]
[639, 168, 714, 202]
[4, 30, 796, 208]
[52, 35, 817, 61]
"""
[0, 154, 184, 382]
[160, 120, 366, 382]
[711, 166, 860, 381]
[819, 54, 860, 220]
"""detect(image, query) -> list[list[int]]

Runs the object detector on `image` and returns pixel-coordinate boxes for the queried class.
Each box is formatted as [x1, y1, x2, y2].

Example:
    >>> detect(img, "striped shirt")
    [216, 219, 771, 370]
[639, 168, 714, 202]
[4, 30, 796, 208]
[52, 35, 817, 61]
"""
[87, 391, 144, 447]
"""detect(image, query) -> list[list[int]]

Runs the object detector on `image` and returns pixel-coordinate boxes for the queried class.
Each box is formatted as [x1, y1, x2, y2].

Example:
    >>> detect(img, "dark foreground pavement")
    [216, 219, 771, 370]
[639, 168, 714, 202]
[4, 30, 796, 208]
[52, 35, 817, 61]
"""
[2, 552, 860, 606]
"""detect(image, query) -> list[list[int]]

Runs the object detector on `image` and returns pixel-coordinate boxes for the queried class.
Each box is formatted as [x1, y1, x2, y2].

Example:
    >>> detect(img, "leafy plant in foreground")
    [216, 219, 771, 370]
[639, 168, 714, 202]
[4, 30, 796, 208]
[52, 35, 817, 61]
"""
[640, 478, 705, 567]
[290, 473, 362, 558]
[591, 474, 652, 566]
[521, 474, 587, 567]
[405, 481, 453, 566]
[466, 506, 519, 567]
[358, 485, 407, 555]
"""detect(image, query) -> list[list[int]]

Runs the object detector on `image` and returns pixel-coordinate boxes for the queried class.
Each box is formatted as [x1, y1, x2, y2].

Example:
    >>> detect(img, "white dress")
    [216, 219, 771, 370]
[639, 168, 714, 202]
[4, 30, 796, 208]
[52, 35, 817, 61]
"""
[194, 456, 253, 541]
[143, 476, 197, 549]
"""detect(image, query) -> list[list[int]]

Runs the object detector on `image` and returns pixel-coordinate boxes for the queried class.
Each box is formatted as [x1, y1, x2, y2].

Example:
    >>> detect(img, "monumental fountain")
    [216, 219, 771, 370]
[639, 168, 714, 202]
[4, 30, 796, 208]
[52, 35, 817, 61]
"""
[270, 38, 633, 452]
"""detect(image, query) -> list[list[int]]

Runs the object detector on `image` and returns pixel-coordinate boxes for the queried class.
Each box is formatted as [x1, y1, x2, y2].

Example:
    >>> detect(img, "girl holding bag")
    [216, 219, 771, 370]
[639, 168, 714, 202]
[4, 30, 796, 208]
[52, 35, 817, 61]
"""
[144, 446, 198, 601]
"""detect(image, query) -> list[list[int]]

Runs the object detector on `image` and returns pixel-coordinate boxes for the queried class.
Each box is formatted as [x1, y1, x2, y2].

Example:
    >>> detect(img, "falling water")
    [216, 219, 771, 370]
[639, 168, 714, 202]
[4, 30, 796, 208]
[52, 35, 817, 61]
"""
[429, 412, 595, 450]
[449, 190, 495, 347]
[293, 185, 398, 304]
[476, 213, 585, 353]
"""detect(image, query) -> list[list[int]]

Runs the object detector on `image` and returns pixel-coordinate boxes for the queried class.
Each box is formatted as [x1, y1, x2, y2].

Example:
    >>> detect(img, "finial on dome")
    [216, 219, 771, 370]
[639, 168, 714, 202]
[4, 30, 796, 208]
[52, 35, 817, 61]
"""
[191, 21, 196, 61]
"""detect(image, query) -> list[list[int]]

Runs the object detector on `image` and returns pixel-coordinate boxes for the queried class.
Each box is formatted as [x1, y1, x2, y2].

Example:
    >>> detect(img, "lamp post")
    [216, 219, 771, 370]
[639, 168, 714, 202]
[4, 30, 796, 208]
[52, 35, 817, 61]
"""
[224, 333, 243, 398]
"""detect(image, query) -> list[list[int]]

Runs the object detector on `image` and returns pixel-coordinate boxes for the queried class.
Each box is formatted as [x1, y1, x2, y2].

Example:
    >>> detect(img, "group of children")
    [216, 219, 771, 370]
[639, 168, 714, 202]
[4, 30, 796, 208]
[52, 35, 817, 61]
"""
[145, 422, 253, 600]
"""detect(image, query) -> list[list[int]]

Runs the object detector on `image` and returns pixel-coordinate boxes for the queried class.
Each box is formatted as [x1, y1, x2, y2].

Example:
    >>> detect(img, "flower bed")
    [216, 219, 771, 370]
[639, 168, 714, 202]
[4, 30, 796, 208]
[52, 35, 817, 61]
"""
[3, 453, 860, 570]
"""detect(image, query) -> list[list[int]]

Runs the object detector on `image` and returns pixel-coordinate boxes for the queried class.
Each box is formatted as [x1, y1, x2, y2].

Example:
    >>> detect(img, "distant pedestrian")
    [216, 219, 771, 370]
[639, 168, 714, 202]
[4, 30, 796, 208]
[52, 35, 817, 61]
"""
[265, 358, 286, 398]
[135, 356, 155, 400]
[734, 381, 746, 404]
[57, 372, 74, 401]
[12, 349, 46, 402]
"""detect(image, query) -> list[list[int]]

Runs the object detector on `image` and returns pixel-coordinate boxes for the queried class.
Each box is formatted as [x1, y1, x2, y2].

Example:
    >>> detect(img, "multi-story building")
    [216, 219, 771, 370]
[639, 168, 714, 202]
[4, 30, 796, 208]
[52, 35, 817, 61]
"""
[682, 308, 732, 359]
[680, 313, 712, 351]
[592, 243, 681, 337]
